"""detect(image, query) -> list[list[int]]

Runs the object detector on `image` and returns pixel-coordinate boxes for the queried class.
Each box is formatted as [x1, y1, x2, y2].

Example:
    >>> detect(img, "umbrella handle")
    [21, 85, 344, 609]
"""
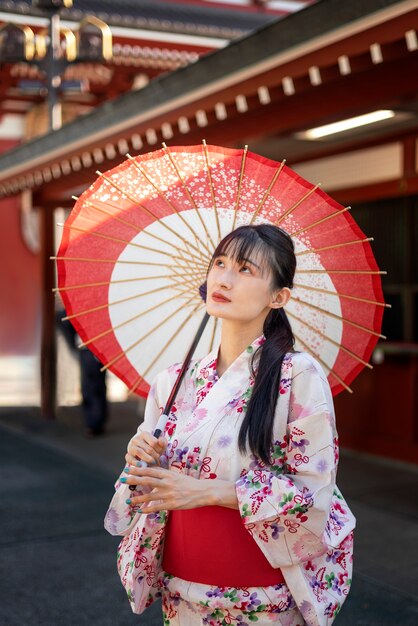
[129, 311, 211, 490]
[155, 311, 210, 438]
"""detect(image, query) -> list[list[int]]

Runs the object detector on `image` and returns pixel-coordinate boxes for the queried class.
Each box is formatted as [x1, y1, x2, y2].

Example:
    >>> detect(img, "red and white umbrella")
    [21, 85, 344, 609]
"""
[55, 142, 387, 398]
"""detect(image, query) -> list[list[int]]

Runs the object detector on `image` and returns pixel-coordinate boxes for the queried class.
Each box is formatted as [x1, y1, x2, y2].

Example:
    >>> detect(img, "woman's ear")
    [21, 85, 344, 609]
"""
[270, 287, 291, 309]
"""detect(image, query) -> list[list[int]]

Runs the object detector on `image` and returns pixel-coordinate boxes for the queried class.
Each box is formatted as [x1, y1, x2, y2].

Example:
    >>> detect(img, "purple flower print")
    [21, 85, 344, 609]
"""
[206, 587, 224, 598]
[217, 435, 232, 448]
[291, 438, 310, 453]
[174, 446, 189, 463]
[271, 522, 285, 539]
[316, 458, 328, 473]
[326, 549, 342, 564]
[246, 592, 261, 610]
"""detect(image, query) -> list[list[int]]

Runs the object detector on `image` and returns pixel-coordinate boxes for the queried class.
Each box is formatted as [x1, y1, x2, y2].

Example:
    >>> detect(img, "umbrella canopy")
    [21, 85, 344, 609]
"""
[55, 143, 386, 397]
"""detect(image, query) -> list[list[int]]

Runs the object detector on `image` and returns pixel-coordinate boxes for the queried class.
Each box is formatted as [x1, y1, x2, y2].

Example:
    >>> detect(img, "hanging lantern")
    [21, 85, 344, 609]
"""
[76, 17, 113, 63]
[0, 24, 35, 62]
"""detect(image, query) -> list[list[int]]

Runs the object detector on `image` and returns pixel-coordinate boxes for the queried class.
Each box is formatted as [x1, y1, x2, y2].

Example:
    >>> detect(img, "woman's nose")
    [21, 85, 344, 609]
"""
[218, 273, 232, 290]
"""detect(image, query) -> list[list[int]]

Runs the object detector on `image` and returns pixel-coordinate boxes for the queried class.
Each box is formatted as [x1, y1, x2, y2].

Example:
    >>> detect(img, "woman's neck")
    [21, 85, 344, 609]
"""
[217, 319, 264, 377]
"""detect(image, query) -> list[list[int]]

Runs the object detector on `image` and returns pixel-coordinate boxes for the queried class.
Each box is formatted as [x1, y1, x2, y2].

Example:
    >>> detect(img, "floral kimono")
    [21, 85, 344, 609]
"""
[104, 336, 355, 626]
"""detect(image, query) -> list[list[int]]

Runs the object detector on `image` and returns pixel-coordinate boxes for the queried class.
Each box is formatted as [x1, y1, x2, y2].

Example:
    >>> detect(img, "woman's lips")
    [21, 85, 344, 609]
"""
[212, 292, 231, 303]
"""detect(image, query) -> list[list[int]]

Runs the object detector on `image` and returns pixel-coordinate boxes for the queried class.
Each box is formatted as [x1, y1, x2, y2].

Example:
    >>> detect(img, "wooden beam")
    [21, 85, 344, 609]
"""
[331, 175, 418, 205]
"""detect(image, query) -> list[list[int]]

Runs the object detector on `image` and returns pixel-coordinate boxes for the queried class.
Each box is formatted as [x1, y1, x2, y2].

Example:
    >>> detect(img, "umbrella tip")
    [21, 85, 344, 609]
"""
[126, 153, 132, 159]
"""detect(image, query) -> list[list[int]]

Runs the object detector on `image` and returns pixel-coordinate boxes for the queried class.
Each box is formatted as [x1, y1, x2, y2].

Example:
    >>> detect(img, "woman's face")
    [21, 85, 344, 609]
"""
[206, 249, 283, 324]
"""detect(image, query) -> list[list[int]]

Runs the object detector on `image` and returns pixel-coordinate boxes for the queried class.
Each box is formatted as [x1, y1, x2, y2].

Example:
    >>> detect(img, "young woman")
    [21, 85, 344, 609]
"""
[105, 224, 355, 626]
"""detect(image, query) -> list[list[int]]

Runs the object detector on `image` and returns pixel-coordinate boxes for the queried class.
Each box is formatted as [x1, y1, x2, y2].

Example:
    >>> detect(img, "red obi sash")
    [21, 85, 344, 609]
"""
[162, 506, 285, 587]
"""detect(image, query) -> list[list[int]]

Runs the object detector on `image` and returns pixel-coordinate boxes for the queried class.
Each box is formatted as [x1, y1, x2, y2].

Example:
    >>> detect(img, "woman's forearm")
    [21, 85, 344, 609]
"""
[205, 479, 239, 510]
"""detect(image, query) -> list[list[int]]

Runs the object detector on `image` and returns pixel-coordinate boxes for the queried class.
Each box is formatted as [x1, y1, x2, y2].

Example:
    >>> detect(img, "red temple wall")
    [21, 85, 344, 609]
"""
[0, 139, 41, 355]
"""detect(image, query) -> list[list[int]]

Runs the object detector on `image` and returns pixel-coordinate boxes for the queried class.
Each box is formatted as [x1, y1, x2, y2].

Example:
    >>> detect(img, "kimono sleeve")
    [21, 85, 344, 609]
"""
[235, 356, 344, 568]
[104, 375, 163, 537]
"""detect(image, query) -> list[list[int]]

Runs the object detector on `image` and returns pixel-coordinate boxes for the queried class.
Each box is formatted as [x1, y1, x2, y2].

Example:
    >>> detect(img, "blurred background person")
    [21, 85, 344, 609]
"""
[56, 308, 108, 437]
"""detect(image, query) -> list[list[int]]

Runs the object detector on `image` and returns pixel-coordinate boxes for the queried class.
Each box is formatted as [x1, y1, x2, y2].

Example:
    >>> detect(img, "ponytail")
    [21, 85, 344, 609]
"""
[238, 308, 295, 465]
[208, 223, 296, 466]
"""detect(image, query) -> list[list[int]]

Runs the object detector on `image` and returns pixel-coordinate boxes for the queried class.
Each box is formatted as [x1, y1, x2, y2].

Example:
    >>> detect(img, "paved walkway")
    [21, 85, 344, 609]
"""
[1, 403, 417, 625]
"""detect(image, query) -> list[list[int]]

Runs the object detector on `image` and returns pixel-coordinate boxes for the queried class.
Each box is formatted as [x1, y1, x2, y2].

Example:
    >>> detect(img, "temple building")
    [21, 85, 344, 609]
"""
[0, 0, 417, 463]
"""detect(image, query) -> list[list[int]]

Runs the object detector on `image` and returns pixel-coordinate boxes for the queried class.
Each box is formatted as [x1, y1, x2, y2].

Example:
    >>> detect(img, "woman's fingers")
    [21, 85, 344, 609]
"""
[125, 449, 155, 466]
[127, 432, 167, 465]
[121, 475, 161, 489]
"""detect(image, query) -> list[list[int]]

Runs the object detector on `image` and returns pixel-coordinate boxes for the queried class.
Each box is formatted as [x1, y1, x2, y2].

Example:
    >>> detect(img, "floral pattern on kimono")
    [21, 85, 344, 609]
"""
[104, 336, 355, 626]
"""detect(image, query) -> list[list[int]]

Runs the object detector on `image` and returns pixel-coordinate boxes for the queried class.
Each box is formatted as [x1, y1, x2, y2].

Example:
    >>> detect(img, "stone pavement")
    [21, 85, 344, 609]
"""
[0, 403, 417, 626]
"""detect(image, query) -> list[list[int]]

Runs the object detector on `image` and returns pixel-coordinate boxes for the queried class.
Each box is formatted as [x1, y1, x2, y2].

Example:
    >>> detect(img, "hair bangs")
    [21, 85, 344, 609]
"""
[210, 228, 273, 277]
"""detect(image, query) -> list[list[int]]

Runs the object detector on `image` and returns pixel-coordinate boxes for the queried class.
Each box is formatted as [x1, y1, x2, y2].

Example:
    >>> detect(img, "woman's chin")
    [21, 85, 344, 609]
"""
[206, 304, 229, 319]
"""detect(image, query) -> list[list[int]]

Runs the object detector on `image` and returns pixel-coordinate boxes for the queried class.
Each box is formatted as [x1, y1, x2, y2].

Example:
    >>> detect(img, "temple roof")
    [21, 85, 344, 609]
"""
[0, 0, 307, 38]
[0, 0, 416, 200]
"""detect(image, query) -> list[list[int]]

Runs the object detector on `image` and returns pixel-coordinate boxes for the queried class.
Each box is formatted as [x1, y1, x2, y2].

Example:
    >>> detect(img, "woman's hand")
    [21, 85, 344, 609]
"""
[124, 466, 208, 513]
[125, 431, 168, 467]
[123, 466, 239, 513]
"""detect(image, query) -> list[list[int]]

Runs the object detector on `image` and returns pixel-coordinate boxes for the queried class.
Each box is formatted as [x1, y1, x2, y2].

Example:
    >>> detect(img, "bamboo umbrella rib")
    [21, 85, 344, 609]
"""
[275, 184, 321, 226]
[291, 296, 386, 339]
[202, 140, 222, 242]
[79, 285, 196, 348]
[295, 238, 374, 256]
[297, 269, 386, 275]
[100, 295, 199, 372]
[173, 273, 205, 291]
[73, 196, 199, 264]
[52, 256, 168, 267]
[177, 242, 207, 273]
[98, 170, 206, 259]
[293, 332, 353, 393]
[173, 246, 207, 274]
[61, 284, 187, 321]
[53, 255, 203, 278]
[141, 302, 205, 381]
[127, 154, 213, 260]
[59, 221, 186, 261]
[232, 145, 248, 231]
[249, 159, 286, 226]
[171, 264, 206, 288]
[162, 142, 217, 250]
[54, 271, 202, 292]
[290, 206, 351, 237]
[293, 282, 390, 308]
[57, 221, 205, 276]
[128, 301, 204, 395]
[127, 373, 145, 397]
[287, 309, 373, 369]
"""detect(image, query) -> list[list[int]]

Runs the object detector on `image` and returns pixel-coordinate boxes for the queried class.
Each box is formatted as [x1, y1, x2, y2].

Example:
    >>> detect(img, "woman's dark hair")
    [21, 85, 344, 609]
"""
[208, 224, 296, 465]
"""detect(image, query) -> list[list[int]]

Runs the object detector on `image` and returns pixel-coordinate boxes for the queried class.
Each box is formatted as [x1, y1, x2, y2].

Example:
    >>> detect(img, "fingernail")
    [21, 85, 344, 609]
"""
[120, 477, 127, 483]
[125, 499, 131, 505]
[124, 466, 130, 473]
[136, 461, 146, 467]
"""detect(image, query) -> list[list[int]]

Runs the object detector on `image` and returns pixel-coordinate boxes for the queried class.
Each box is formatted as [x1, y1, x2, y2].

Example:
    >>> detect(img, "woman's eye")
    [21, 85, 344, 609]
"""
[240, 265, 251, 273]
[215, 260, 224, 267]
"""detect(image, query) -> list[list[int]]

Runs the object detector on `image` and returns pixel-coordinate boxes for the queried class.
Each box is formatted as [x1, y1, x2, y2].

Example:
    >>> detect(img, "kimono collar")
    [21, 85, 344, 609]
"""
[178, 334, 266, 443]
